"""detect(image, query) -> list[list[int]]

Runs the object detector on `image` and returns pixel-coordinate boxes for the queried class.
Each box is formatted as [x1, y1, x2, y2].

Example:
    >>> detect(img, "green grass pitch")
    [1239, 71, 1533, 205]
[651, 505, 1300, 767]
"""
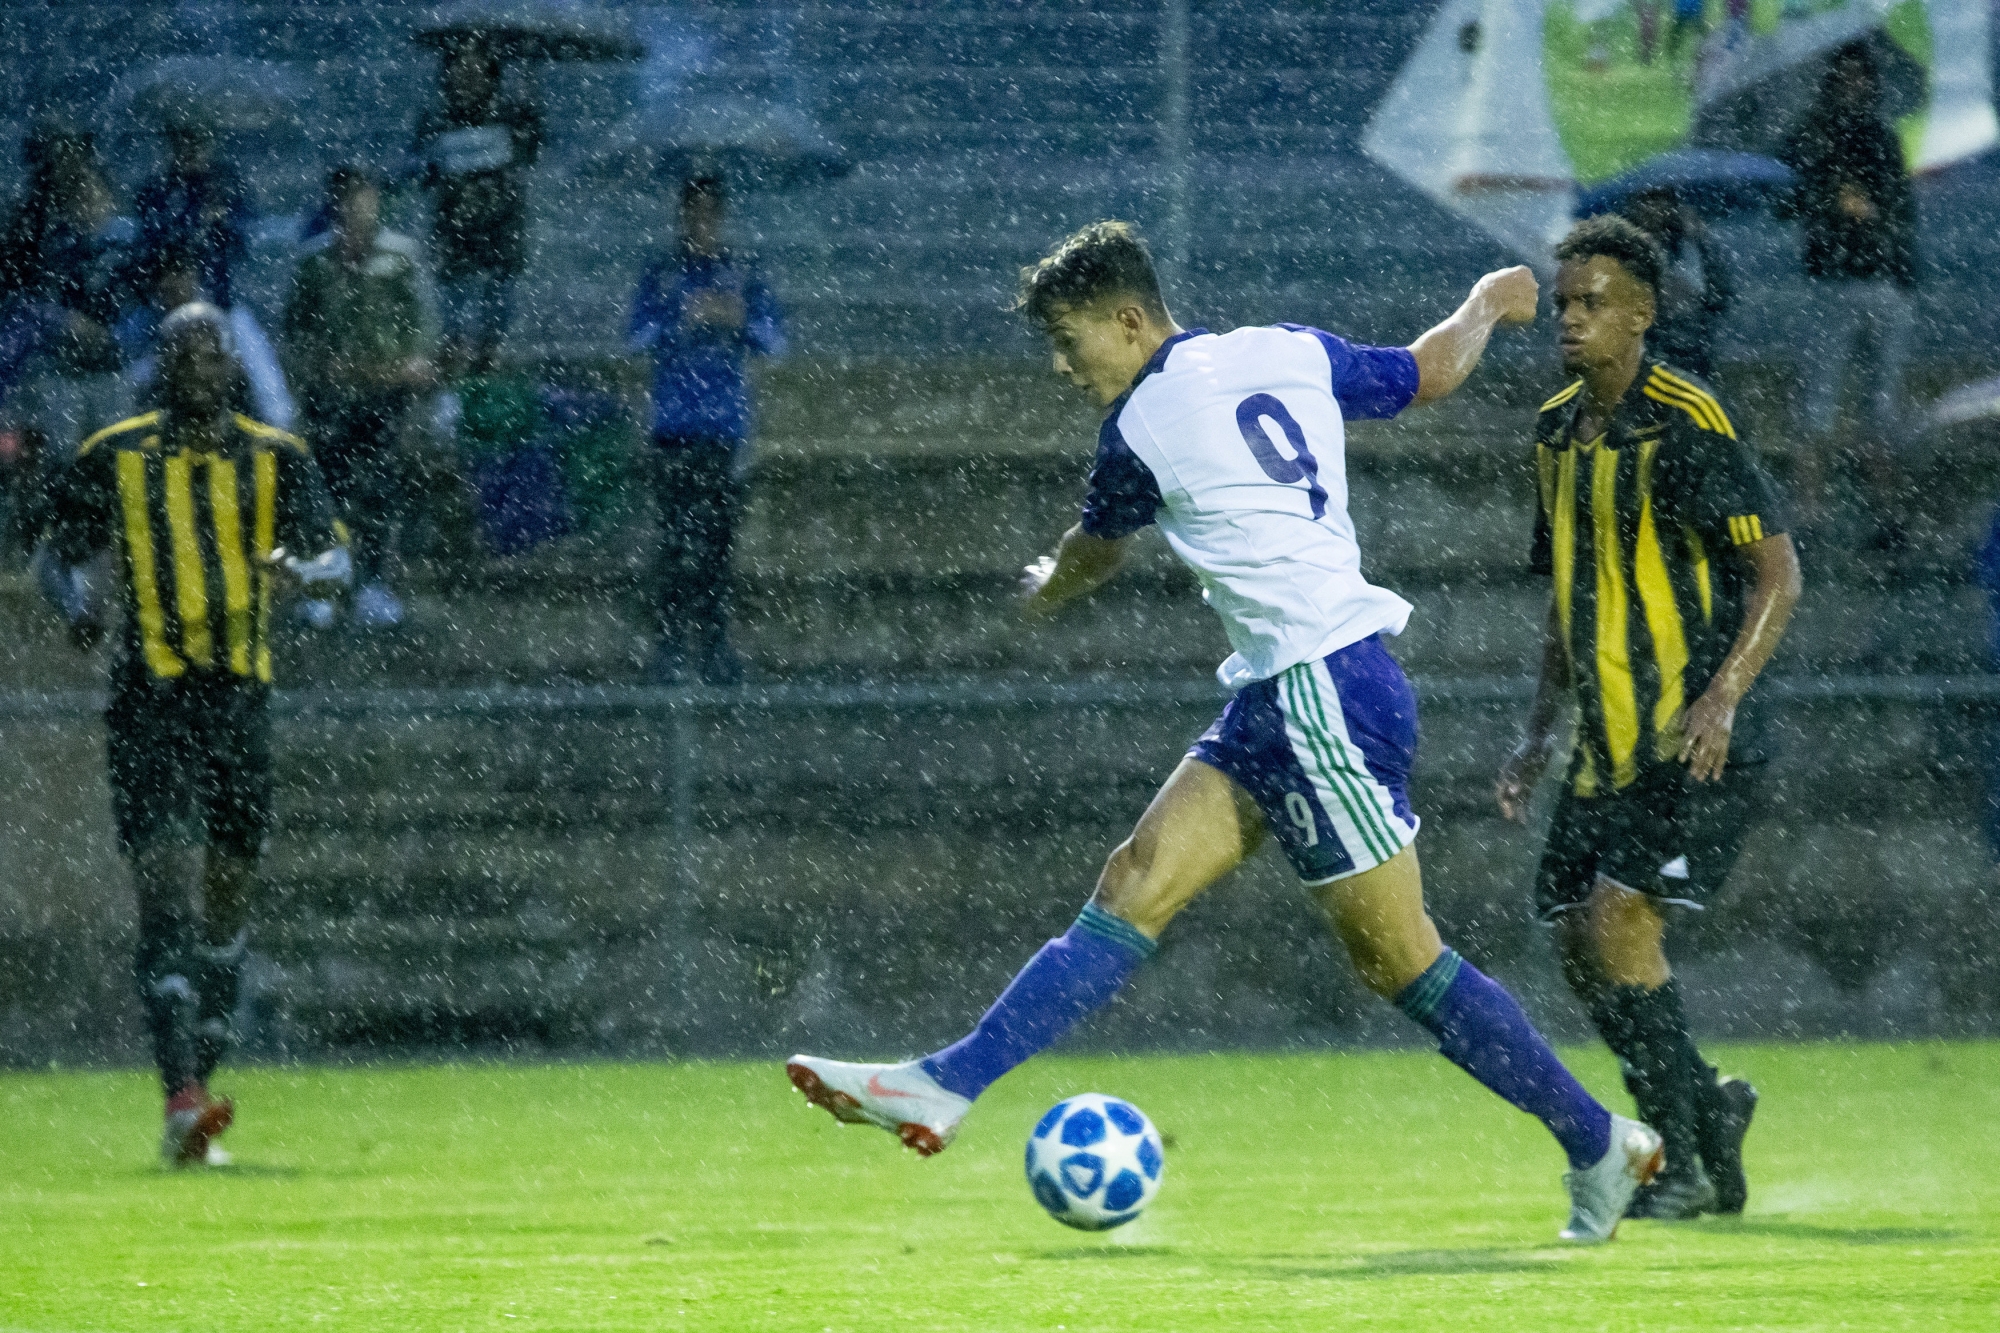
[3, 1042, 1996, 1331]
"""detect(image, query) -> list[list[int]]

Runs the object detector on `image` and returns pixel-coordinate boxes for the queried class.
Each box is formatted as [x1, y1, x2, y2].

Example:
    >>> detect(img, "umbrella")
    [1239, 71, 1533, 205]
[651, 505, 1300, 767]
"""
[1574, 149, 1796, 219]
[413, 2, 642, 63]
[587, 99, 850, 191]
[1923, 375, 2000, 434]
[119, 57, 307, 134]
[1693, 20, 1927, 155]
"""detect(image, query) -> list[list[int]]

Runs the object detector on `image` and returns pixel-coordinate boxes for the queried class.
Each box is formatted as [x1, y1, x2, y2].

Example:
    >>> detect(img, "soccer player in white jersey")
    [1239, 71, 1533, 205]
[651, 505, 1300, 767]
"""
[788, 222, 1661, 1242]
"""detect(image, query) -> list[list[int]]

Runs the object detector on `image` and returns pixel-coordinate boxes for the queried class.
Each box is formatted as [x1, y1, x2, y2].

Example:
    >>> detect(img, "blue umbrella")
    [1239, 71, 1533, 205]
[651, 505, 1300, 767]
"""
[1575, 149, 1796, 219]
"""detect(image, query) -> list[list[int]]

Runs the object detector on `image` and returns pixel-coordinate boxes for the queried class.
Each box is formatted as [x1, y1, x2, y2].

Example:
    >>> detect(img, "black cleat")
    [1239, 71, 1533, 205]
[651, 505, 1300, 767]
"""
[1626, 1159, 1718, 1219]
[1699, 1076, 1758, 1215]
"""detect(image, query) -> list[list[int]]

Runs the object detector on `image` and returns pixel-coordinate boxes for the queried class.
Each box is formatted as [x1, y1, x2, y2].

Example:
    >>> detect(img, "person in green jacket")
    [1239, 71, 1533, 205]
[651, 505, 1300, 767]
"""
[282, 165, 438, 629]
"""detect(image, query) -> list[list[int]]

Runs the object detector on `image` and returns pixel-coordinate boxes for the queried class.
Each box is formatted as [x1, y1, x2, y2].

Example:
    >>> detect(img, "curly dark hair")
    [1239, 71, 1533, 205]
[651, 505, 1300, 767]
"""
[1554, 214, 1665, 299]
[1013, 220, 1168, 325]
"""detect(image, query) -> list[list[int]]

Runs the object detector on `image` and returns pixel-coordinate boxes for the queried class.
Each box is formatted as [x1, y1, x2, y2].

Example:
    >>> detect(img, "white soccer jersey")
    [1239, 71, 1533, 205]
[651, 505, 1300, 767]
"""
[1078, 324, 1421, 688]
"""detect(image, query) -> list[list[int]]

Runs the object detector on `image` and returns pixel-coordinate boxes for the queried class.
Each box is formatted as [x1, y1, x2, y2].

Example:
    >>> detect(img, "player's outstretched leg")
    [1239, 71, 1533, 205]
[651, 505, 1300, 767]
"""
[787, 901, 1149, 1155]
[1316, 847, 1661, 1243]
[1559, 881, 1755, 1218]
[789, 759, 1255, 1155]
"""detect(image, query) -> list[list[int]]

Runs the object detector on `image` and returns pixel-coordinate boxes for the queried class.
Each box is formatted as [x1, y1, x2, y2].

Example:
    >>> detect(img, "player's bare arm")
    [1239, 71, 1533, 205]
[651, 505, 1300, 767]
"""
[1678, 532, 1802, 782]
[1497, 604, 1570, 823]
[1020, 524, 1129, 619]
[1407, 265, 1539, 405]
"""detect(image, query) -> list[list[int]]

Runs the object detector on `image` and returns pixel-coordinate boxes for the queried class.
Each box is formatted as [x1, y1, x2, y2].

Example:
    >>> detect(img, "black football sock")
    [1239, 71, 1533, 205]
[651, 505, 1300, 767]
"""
[192, 929, 249, 1085]
[1633, 978, 1729, 1138]
[133, 909, 201, 1098]
[1593, 982, 1703, 1182]
[1588, 988, 1664, 1140]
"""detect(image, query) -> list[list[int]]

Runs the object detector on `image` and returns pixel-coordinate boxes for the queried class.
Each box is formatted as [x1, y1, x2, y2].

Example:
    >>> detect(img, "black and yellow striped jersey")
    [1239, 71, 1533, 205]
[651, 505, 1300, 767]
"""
[1529, 362, 1789, 796]
[49, 411, 342, 685]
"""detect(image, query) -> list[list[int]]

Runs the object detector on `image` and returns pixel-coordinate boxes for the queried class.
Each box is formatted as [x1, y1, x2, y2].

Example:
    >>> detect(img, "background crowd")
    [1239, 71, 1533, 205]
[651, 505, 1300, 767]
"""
[0, 32, 782, 684]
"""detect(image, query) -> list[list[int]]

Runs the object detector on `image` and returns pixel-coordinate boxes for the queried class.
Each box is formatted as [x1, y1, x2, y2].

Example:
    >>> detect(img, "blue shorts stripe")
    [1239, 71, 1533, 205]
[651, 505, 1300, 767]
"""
[1278, 668, 1386, 864]
[1282, 666, 1392, 864]
[1296, 663, 1401, 861]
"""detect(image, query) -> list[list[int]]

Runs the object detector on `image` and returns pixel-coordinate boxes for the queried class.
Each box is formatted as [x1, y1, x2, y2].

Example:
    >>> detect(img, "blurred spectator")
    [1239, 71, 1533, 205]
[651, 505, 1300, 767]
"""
[412, 42, 542, 375]
[627, 176, 784, 685]
[129, 115, 296, 434]
[1779, 42, 1919, 531]
[283, 167, 439, 631]
[1619, 187, 1735, 378]
[1634, 0, 1751, 62]
[1634, 2, 1704, 64]
[0, 117, 126, 539]
[134, 121, 252, 312]
[115, 247, 295, 430]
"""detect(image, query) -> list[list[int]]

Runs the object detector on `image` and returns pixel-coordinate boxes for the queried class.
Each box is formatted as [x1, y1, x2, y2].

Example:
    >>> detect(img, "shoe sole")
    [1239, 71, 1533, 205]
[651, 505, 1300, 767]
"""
[785, 1062, 948, 1157]
[1627, 1174, 1720, 1221]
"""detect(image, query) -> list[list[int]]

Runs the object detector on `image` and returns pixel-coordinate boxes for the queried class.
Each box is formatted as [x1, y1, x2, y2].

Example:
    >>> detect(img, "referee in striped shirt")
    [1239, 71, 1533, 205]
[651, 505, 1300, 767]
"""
[1496, 217, 1802, 1220]
[46, 305, 348, 1165]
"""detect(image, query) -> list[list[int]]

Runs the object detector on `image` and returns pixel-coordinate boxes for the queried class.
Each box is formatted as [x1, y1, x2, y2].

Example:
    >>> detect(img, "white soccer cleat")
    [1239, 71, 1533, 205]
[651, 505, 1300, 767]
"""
[785, 1055, 971, 1157]
[1560, 1114, 1664, 1244]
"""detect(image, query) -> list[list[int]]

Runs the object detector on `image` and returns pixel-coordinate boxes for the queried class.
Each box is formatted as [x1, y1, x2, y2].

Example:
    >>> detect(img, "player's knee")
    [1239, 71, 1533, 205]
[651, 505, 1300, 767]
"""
[1583, 881, 1670, 986]
[1093, 836, 1150, 910]
[1327, 906, 1437, 999]
[1336, 934, 1401, 999]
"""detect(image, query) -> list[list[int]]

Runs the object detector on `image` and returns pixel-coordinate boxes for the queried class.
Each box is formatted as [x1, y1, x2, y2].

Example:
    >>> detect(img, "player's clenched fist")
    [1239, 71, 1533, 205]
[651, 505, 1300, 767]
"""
[1475, 265, 1539, 324]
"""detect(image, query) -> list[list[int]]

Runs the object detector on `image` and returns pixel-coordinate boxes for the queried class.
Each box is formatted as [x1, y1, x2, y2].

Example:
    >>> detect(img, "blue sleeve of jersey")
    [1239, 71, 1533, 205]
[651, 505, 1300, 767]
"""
[1079, 413, 1163, 539]
[1280, 324, 1419, 421]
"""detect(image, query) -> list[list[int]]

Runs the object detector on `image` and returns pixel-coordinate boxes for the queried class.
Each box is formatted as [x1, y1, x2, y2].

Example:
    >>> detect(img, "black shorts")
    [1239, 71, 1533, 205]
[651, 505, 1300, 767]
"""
[1533, 761, 1765, 921]
[106, 669, 274, 858]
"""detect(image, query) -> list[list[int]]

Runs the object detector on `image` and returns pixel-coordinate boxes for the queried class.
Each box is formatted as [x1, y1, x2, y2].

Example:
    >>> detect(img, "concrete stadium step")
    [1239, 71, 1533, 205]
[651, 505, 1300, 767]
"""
[3, 676, 1989, 1058]
[245, 682, 1985, 924]
[255, 913, 585, 966]
[256, 570, 1989, 689]
[5, 362, 1992, 690]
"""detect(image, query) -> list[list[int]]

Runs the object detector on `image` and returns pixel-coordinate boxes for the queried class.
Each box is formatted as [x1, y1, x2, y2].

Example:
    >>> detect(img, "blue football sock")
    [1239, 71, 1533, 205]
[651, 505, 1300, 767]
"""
[922, 902, 1156, 1102]
[1398, 950, 1612, 1169]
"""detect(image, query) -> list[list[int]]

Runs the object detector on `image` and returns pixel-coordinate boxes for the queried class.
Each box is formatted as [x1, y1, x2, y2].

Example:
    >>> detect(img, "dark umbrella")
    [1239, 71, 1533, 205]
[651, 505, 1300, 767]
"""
[118, 57, 307, 135]
[413, 1, 642, 62]
[1575, 149, 1796, 219]
[1693, 23, 1927, 154]
[588, 100, 850, 191]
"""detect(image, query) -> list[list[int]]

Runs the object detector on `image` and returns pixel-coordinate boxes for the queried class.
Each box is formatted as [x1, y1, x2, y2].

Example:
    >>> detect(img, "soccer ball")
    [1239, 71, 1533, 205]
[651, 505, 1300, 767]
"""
[1024, 1093, 1165, 1230]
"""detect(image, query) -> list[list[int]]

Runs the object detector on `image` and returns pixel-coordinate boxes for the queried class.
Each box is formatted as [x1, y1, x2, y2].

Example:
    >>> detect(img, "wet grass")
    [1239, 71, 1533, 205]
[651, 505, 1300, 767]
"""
[2, 1041, 1996, 1331]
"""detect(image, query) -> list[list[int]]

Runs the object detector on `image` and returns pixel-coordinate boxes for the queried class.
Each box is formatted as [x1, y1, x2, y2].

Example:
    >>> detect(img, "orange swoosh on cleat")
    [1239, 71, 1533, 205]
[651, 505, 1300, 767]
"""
[866, 1074, 918, 1100]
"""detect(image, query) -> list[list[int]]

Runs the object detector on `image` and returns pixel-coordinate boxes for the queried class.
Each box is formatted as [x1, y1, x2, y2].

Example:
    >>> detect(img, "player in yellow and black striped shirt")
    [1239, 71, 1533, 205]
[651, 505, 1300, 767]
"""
[1495, 218, 1802, 1221]
[46, 305, 348, 1165]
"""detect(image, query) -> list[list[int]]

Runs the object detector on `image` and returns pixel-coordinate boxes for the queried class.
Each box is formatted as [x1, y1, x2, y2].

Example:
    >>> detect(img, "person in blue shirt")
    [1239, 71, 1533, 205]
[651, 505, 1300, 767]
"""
[627, 176, 784, 685]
